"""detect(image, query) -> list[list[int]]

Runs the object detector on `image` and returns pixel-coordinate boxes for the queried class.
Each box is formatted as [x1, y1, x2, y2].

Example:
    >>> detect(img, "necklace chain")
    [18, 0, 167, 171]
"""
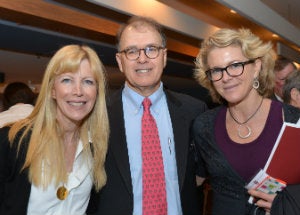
[228, 97, 264, 125]
[228, 98, 264, 139]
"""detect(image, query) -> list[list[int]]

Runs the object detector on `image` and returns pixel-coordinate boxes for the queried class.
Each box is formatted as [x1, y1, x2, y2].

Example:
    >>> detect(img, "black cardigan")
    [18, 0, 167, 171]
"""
[0, 126, 31, 215]
[193, 102, 300, 215]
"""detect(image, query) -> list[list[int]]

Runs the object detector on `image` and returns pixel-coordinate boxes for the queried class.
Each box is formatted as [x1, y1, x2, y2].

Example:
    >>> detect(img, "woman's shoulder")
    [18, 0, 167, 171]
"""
[196, 105, 223, 120]
[0, 125, 31, 151]
[193, 105, 224, 129]
[0, 126, 12, 144]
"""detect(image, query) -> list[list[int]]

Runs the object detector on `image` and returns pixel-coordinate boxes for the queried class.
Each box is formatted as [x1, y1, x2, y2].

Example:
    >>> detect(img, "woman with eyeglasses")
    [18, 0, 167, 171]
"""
[193, 28, 300, 215]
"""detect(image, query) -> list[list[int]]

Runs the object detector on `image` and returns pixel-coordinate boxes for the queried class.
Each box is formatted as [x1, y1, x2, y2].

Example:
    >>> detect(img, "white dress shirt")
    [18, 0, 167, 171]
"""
[27, 141, 93, 215]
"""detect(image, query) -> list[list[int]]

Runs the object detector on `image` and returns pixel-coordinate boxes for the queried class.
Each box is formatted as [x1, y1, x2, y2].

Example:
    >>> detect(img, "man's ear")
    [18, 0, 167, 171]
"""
[163, 48, 167, 68]
[116, 53, 123, 73]
[290, 88, 299, 101]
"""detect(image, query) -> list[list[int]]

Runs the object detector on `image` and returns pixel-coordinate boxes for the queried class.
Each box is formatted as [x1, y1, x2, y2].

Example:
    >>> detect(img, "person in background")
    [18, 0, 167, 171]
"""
[0, 44, 109, 215]
[272, 56, 297, 101]
[193, 28, 300, 215]
[0, 82, 36, 128]
[282, 70, 300, 108]
[87, 16, 207, 215]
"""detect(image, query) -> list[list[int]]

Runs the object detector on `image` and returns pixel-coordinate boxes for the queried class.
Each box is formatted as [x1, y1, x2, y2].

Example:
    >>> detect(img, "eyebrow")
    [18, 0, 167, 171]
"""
[210, 60, 248, 69]
[123, 43, 161, 49]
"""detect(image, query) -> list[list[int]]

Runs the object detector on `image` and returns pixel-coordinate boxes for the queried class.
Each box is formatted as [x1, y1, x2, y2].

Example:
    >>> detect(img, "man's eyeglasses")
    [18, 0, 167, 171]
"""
[205, 59, 256, 82]
[119, 45, 165, 61]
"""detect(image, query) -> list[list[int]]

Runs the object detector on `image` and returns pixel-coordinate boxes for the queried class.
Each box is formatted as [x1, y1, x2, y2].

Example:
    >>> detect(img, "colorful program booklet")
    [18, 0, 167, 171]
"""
[246, 169, 286, 193]
[246, 169, 286, 204]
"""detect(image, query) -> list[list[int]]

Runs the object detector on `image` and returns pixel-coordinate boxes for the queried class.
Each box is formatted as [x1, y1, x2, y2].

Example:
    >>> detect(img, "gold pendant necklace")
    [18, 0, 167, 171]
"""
[228, 97, 264, 139]
[57, 185, 68, 200]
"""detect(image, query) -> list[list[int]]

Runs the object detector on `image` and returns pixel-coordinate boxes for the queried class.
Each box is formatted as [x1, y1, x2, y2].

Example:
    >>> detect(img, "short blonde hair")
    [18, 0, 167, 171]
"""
[194, 28, 276, 103]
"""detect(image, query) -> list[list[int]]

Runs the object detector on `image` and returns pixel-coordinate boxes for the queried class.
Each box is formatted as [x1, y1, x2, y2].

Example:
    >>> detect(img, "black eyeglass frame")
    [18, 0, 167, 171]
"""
[205, 59, 256, 82]
[119, 45, 165, 61]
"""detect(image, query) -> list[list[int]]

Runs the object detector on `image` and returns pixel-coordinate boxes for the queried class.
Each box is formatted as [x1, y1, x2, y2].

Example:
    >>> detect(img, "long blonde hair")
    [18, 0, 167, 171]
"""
[9, 45, 109, 191]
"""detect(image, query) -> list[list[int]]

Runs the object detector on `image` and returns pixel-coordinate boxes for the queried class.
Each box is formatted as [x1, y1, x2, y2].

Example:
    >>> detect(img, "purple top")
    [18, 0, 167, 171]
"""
[215, 100, 283, 182]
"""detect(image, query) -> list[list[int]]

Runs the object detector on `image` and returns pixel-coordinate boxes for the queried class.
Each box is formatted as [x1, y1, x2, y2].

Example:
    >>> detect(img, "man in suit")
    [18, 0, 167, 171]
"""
[88, 16, 207, 215]
[271, 56, 297, 102]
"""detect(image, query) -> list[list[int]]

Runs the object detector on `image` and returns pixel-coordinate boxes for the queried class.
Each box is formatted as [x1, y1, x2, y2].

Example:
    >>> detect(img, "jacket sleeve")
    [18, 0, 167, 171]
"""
[271, 184, 300, 215]
[0, 127, 12, 204]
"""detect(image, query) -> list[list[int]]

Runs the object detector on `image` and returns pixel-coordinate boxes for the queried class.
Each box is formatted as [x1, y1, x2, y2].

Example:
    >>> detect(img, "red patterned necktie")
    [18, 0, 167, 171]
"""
[142, 97, 167, 215]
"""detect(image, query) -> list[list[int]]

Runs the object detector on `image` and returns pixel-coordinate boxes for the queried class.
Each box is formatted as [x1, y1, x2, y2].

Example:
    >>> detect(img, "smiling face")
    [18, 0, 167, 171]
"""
[116, 24, 167, 97]
[207, 45, 261, 104]
[52, 59, 97, 127]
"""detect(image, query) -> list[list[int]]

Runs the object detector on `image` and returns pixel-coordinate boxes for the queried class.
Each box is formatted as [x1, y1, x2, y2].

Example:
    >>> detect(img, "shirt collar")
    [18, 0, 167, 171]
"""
[75, 140, 83, 158]
[123, 82, 164, 115]
[275, 93, 283, 102]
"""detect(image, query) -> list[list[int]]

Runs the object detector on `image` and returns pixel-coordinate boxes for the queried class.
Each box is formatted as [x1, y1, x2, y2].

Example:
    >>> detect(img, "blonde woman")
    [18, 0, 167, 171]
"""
[193, 28, 300, 215]
[0, 44, 109, 215]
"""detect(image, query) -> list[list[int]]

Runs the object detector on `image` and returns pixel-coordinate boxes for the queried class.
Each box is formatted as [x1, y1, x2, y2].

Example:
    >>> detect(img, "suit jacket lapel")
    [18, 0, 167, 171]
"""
[108, 89, 133, 196]
[165, 90, 189, 190]
[108, 89, 191, 194]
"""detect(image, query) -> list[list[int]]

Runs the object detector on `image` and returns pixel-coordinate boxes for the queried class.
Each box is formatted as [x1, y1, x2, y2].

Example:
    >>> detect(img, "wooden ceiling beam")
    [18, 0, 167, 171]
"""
[0, 0, 118, 42]
[0, 0, 200, 62]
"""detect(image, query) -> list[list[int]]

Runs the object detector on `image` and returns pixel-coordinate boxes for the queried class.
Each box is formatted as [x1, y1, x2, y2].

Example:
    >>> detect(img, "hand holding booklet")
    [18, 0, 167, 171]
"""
[246, 121, 300, 203]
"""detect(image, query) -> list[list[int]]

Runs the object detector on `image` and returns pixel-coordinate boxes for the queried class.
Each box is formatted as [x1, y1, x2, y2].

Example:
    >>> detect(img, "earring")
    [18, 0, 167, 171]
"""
[253, 77, 259, 89]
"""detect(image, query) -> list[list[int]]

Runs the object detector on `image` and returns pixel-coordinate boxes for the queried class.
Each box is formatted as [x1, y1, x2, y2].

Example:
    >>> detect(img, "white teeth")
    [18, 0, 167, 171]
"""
[69, 102, 85, 106]
[136, 69, 149, 73]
